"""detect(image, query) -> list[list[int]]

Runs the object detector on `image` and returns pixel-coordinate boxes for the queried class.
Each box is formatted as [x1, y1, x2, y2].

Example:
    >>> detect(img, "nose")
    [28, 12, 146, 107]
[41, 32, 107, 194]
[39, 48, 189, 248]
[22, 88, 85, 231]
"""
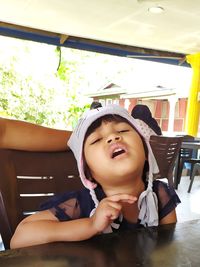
[106, 133, 122, 144]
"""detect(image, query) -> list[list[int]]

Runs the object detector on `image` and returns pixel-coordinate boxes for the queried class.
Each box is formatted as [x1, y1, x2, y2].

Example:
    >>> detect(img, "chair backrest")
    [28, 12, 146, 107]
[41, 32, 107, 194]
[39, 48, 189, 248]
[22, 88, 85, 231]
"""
[179, 135, 195, 159]
[149, 135, 183, 186]
[0, 149, 83, 249]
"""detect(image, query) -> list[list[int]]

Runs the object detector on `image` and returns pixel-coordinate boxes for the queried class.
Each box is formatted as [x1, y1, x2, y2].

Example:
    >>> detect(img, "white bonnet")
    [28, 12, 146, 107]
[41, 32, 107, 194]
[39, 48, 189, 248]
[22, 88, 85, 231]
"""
[68, 104, 159, 227]
[68, 104, 158, 188]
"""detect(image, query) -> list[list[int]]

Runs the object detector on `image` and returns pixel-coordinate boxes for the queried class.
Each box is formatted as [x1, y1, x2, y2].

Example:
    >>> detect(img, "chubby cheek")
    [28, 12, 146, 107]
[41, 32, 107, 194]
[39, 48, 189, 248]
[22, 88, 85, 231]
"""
[134, 133, 146, 159]
[128, 135, 146, 173]
[138, 143, 146, 162]
[84, 146, 103, 174]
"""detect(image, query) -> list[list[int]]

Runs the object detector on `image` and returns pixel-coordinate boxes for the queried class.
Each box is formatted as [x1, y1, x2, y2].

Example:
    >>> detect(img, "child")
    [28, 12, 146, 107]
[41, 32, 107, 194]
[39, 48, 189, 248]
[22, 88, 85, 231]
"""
[10, 105, 180, 249]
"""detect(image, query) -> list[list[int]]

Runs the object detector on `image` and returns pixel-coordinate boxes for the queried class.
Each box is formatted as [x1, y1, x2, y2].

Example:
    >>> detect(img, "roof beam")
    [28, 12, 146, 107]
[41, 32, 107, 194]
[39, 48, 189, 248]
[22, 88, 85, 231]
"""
[0, 21, 188, 66]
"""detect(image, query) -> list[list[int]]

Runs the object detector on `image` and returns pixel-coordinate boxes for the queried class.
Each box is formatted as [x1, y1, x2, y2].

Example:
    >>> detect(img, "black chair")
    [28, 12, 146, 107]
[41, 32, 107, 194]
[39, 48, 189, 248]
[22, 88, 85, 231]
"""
[149, 135, 183, 187]
[0, 149, 83, 249]
[174, 135, 200, 189]
[188, 163, 200, 193]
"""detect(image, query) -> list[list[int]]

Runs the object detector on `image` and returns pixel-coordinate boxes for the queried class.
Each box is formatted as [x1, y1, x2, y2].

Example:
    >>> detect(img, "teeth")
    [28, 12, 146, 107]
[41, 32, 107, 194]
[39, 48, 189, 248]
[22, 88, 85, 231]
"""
[112, 148, 125, 158]
[114, 148, 123, 153]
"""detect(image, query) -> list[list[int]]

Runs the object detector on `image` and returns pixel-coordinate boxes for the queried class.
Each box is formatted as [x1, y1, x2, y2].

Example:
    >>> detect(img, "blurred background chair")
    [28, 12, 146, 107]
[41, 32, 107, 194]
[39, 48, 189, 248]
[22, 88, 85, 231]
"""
[187, 163, 200, 193]
[174, 135, 200, 189]
[149, 135, 183, 187]
[0, 149, 82, 250]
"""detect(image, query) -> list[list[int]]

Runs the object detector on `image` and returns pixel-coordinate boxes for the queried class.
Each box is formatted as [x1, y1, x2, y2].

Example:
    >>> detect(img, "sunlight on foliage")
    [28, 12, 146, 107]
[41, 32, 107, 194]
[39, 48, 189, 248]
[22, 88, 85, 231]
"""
[0, 37, 95, 129]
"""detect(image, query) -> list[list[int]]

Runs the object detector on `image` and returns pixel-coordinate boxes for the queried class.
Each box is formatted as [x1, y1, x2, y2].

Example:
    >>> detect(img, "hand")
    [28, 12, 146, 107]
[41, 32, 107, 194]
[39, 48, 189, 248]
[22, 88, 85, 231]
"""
[90, 194, 137, 233]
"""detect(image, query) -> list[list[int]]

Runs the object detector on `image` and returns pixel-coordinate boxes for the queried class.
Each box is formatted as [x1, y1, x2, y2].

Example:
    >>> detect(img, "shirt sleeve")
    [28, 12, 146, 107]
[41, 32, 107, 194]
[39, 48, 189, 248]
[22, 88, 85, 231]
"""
[153, 180, 181, 220]
[39, 189, 93, 221]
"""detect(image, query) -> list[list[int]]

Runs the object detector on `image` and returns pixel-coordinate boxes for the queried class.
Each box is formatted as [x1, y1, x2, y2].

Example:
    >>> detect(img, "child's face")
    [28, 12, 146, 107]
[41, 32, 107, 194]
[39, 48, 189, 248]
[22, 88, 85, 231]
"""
[83, 118, 146, 188]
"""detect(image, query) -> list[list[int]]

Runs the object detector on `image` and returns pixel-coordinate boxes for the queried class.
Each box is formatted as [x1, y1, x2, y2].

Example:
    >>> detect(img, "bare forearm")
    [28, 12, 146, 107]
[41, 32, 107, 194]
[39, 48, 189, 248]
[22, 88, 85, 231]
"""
[10, 218, 98, 249]
[0, 117, 72, 151]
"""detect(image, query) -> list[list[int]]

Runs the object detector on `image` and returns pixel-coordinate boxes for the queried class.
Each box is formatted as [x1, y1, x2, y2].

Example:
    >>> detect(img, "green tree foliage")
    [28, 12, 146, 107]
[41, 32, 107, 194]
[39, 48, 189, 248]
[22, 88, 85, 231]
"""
[0, 39, 92, 129]
[0, 65, 63, 127]
[1, 36, 155, 129]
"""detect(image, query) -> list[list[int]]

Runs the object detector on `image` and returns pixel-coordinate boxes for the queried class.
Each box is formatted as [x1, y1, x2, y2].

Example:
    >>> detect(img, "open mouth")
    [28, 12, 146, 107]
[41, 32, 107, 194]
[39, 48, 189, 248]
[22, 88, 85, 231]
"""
[112, 148, 126, 159]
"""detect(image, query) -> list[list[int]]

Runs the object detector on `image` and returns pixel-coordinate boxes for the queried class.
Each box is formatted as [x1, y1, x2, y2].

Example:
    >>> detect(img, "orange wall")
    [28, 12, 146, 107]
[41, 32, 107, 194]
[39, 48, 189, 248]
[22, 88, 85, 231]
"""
[123, 98, 188, 133]
[93, 96, 194, 134]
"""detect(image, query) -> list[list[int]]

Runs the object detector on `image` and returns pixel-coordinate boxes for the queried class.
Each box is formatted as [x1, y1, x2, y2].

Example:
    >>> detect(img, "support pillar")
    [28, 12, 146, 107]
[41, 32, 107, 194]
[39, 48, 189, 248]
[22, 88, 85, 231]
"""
[185, 53, 200, 137]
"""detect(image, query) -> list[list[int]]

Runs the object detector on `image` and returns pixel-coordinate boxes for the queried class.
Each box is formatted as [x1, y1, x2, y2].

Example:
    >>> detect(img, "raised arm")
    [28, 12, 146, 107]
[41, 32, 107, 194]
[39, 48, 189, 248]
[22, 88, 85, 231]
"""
[0, 117, 72, 151]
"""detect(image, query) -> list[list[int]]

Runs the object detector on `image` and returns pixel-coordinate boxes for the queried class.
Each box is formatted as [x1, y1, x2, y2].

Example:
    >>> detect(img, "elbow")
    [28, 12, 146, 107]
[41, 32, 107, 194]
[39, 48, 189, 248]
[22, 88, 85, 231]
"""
[10, 234, 20, 249]
[10, 225, 29, 249]
[10, 223, 37, 249]
[10, 231, 24, 249]
[10, 221, 54, 249]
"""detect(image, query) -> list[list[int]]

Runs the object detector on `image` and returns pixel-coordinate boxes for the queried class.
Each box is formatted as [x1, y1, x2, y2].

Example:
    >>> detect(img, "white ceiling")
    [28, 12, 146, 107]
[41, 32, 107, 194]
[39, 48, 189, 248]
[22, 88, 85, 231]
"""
[0, 0, 200, 55]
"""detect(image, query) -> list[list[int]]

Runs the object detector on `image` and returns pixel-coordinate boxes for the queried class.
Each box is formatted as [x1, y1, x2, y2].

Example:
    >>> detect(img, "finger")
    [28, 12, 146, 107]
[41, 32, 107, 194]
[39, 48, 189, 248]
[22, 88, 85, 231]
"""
[107, 194, 137, 203]
[107, 201, 122, 211]
[105, 206, 121, 221]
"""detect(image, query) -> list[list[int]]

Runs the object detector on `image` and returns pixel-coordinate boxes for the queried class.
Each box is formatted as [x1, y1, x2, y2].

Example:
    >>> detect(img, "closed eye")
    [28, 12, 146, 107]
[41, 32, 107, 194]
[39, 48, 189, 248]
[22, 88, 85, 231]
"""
[118, 129, 130, 133]
[90, 138, 101, 145]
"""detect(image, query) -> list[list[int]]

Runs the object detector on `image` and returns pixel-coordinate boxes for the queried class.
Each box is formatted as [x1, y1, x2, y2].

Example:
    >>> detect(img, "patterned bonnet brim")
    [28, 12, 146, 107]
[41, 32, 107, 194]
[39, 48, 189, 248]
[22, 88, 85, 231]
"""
[68, 104, 159, 228]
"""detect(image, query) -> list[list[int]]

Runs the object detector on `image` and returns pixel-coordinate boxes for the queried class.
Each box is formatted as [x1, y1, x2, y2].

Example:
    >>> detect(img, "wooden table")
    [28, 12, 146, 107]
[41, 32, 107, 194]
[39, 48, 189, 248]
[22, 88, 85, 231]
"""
[1, 220, 200, 267]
